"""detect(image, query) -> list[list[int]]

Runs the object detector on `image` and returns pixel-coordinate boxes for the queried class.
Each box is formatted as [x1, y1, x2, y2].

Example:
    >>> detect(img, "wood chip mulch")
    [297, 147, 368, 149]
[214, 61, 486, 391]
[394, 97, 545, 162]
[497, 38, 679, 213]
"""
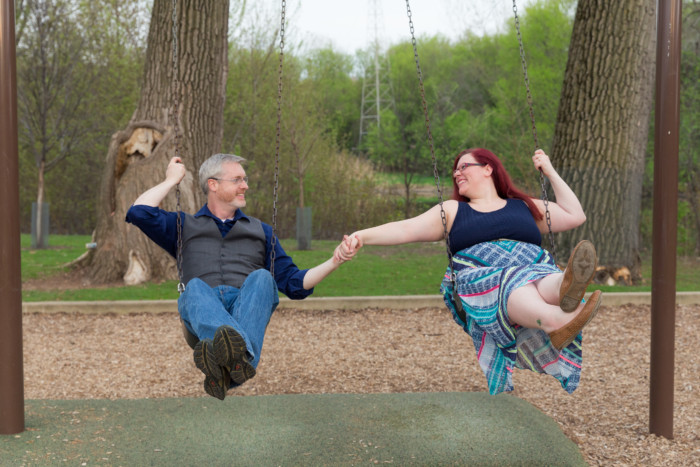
[22, 303, 700, 466]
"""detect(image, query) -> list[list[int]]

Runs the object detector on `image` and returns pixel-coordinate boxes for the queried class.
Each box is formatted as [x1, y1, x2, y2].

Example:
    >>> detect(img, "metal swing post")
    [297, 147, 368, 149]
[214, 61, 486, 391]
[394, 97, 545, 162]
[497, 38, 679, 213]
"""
[0, 0, 25, 435]
[650, 0, 681, 440]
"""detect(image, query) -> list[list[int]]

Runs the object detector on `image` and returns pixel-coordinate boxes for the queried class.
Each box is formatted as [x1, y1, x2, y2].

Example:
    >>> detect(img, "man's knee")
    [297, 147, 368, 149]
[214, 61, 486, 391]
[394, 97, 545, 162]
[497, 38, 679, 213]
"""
[180, 277, 210, 297]
[246, 269, 275, 288]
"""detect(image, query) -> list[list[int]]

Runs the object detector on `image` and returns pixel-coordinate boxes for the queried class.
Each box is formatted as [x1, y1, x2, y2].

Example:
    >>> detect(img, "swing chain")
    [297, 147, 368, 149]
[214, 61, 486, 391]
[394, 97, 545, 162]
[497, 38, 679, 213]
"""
[172, 0, 185, 293]
[541, 179, 556, 263]
[405, 0, 464, 319]
[405, 1, 453, 269]
[270, 0, 286, 279]
[512, 0, 557, 264]
[512, 0, 538, 149]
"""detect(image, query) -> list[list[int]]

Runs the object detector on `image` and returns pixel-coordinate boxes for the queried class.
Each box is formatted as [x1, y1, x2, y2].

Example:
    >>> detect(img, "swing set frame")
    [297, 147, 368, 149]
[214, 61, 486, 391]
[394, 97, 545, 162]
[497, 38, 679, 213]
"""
[0, 0, 682, 440]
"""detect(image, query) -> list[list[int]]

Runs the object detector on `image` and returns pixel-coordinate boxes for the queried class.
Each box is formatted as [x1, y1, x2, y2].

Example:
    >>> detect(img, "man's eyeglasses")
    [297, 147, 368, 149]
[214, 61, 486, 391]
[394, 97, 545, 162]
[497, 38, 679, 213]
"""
[454, 162, 486, 173]
[210, 176, 249, 185]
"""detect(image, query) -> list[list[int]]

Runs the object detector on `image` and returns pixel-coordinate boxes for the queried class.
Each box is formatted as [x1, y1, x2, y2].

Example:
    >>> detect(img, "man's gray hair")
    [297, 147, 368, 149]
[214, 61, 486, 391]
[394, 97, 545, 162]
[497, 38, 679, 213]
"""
[199, 153, 247, 194]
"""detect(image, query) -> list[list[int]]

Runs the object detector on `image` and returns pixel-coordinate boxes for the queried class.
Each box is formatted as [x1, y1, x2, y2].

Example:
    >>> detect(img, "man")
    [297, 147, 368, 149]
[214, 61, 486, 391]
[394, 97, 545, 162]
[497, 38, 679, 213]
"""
[126, 154, 354, 400]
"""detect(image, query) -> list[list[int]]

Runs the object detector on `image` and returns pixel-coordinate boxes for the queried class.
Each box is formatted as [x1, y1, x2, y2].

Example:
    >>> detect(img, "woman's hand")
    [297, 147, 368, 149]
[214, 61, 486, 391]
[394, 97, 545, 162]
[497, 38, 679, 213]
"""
[333, 234, 361, 264]
[532, 149, 556, 178]
[530, 149, 587, 233]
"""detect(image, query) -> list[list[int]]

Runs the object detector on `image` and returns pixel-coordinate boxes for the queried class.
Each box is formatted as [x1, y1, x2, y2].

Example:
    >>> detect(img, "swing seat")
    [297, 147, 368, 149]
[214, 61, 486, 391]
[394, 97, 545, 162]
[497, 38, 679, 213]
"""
[181, 319, 199, 349]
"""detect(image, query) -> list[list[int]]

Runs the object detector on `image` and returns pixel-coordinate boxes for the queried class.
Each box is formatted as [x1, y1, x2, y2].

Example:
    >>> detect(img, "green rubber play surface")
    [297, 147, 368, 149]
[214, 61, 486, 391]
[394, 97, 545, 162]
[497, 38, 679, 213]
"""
[1, 392, 586, 466]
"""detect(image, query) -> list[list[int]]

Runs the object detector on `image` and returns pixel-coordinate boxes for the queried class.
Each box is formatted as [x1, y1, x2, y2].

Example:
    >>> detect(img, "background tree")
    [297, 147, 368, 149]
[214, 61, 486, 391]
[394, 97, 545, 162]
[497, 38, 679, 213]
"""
[361, 38, 450, 219]
[290, 54, 396, 238]
[677, 1, 700, 255]
[16, 0, 102, 247]
[22, 0, 700, 281]
[361, 1, 573, 218]
[224, 14, 395, 240]
[363, 108, 413, 215]
[550, 0, 656, 281]
[283, 81, 328, 210]
[437, 0, 573, 193]
[16, 0, 146, 236]
[14, 0, 29, 45]
[224, 12, 288, 230]
[303, 47, 361, 151]
[76, 0, 230, 284]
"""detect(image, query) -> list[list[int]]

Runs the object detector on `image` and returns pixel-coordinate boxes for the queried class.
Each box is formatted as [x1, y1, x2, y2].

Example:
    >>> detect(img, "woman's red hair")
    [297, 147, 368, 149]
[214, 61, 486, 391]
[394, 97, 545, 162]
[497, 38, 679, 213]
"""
[451, 148, 543, 221]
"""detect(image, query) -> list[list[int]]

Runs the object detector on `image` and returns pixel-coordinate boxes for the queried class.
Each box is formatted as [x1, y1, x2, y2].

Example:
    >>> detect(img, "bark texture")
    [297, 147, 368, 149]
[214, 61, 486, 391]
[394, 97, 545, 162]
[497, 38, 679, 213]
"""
[551, 0, 656, 282]
[78, 0, 229, 284]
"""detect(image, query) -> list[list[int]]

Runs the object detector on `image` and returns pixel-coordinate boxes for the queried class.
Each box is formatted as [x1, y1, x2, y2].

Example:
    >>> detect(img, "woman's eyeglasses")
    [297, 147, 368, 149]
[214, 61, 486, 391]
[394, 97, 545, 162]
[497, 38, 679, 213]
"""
[454, 162, 486, 173]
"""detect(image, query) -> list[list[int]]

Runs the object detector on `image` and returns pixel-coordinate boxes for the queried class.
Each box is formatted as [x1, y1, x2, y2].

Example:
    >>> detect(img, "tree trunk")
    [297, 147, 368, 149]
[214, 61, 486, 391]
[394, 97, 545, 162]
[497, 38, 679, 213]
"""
[551, 0, 656, 283]
[35, 159, 45, 249]
[78, 0, 229, 284]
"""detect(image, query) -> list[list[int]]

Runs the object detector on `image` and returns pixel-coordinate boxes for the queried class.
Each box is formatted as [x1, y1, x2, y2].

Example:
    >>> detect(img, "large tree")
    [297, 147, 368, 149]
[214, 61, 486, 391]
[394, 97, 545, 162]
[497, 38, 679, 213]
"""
[550, 0, 656, 282]
[77, 0, 230, 284]
[224, 33, 395, 240]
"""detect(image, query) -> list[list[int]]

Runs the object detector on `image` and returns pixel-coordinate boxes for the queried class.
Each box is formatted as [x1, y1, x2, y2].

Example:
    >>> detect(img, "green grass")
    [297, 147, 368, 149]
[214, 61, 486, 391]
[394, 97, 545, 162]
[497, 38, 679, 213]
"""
[21, 234, 93, 280]
[19, 236, 448, 301]
[289, 240, 448, 297]
[19, 235, 699, 301]
[21, 282, 182, 302]
[632, 255, 700, 293]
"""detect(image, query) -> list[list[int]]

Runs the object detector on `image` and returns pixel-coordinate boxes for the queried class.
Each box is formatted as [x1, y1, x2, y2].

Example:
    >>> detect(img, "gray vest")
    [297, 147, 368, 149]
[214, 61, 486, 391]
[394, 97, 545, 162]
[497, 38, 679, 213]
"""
[181, 213, 266, 288]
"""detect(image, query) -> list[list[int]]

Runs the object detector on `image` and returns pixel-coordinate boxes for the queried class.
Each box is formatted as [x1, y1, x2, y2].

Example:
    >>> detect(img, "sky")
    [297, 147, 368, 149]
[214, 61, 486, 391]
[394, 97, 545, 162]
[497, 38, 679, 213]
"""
[278, 0, 535, 54]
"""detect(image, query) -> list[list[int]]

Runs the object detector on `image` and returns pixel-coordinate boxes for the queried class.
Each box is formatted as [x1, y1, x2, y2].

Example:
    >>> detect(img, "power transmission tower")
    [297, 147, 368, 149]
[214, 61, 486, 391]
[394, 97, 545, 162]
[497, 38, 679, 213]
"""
[357, 0, 395, 150]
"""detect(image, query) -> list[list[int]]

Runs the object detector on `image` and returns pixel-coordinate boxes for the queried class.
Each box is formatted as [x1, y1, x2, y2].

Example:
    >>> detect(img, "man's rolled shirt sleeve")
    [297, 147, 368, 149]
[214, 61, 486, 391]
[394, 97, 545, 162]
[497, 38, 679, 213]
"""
[125, 205, 180, 258]
[261, 223, 313, 300]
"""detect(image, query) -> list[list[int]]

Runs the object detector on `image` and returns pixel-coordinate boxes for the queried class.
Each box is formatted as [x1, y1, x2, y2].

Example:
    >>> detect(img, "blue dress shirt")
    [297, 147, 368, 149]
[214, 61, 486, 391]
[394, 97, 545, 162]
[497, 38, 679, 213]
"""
[125, 204, 312, 299]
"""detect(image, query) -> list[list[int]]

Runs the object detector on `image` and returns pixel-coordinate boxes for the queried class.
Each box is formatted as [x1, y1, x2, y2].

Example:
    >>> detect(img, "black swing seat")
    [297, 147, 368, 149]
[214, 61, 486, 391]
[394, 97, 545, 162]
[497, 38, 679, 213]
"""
[181, 319, 199, 349]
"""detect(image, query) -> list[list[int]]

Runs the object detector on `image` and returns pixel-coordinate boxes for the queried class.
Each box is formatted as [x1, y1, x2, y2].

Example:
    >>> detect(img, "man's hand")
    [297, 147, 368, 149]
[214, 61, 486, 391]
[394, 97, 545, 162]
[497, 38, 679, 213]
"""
[166, 157, 187, 185]
[333, 234, 361, 264]
[132, 157, 187, 207]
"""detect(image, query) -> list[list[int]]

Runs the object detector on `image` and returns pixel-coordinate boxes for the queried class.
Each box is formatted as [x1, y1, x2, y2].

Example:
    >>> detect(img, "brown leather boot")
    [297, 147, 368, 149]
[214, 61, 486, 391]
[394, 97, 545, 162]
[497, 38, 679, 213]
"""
[549, 290, 602, 350]
[559, 240, 598, 312]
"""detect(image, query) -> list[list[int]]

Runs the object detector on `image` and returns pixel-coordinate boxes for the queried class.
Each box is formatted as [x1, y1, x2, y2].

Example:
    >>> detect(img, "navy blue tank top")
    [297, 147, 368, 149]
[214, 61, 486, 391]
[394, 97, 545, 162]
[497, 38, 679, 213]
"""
[448, 198, 542, 254]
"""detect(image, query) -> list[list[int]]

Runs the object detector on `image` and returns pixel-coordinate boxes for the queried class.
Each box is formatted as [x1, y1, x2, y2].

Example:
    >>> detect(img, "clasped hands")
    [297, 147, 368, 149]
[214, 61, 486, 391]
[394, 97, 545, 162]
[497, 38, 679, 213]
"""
[332, 233, 362, 264]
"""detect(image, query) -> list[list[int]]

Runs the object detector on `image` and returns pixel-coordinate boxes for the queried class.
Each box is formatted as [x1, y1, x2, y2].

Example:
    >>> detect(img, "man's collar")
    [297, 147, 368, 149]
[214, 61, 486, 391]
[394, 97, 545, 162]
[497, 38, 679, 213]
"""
[194, 204, 248, 223]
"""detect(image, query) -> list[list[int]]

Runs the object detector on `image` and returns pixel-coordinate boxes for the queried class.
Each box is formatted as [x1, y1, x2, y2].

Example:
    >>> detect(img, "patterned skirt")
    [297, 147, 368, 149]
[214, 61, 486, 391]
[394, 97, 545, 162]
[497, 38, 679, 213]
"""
[440, 240, 583, 395]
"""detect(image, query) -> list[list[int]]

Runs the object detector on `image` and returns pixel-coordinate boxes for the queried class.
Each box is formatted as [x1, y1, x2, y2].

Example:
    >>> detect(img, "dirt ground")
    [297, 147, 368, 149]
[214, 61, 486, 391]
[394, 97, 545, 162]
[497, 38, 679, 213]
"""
[21, 301, 699, 466]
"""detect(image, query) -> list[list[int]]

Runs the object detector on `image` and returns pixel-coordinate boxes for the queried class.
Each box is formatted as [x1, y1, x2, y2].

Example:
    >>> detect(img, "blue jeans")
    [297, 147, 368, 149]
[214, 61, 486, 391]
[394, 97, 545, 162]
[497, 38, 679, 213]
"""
[177, 269, 279, 369]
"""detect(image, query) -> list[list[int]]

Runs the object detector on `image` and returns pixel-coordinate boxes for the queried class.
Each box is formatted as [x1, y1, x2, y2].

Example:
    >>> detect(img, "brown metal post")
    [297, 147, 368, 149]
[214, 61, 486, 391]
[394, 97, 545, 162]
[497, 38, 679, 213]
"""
[650, 0, 681, 439]
[0, 0, 25, 435]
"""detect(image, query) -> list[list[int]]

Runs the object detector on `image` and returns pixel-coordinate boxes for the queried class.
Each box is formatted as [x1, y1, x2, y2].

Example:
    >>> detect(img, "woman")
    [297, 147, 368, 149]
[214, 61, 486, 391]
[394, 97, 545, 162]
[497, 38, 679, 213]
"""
[339, 148, 601, 394]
